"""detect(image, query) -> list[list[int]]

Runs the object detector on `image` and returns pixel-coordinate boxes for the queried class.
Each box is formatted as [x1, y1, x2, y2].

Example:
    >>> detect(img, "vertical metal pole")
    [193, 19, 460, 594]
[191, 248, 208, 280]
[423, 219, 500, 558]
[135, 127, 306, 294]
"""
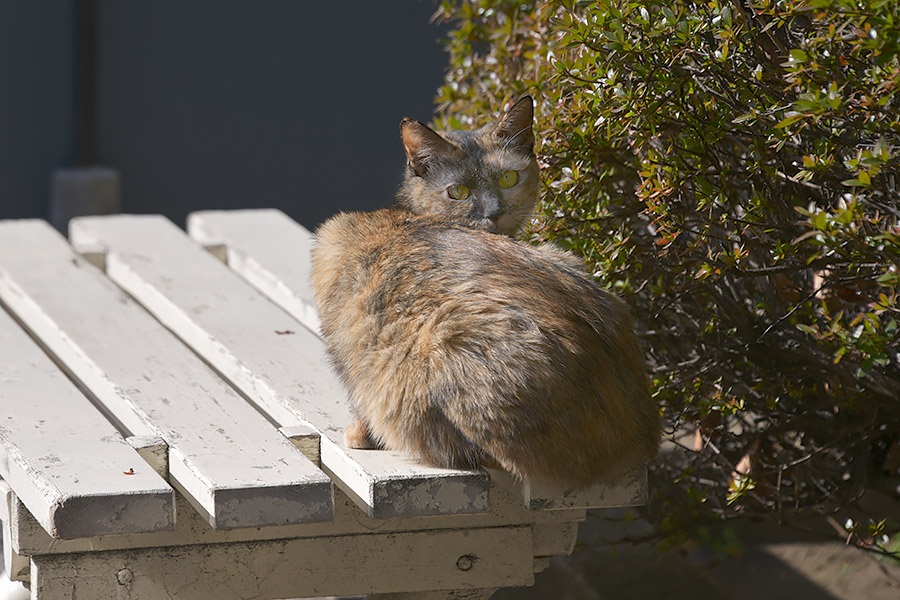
[50, 0, 120, 232]
[73, 0, 97, 167]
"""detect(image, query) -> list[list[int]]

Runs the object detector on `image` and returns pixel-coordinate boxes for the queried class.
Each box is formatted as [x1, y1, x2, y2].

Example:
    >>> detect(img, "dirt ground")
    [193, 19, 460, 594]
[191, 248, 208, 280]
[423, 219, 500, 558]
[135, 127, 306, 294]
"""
[495, 494, 900, 600]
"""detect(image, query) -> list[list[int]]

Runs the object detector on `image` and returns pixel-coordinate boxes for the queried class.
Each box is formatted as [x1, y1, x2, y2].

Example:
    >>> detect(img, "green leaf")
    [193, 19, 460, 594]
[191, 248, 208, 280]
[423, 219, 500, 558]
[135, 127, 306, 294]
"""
[811, 211, 828, 230]
[790, 49, 808, 63]
[842, 176, 871, 187]
[837, 207, 855, 224]
[833, 346, 848, 364]
[857, 357, 875, 377]
[775, 114, 804, 129]
[877, 272, 900, 286]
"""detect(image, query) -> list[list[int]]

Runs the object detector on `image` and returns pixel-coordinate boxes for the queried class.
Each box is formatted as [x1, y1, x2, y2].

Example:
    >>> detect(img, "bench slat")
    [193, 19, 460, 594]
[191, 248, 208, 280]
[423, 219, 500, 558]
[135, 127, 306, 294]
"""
[10, 475, 582, 557]
[187, 209, 649, 510]
[0, 220, 332, 529]
[30, 525, 533, 599]
[69, 215, 490, 518]
[0, 303, 174, 538]
[188, 209, 321, 334]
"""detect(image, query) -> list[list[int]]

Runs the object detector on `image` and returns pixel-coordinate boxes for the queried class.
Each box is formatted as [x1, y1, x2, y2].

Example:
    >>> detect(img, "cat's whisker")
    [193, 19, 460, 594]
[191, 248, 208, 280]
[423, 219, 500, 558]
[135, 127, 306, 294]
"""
[501, 126, 533, 152]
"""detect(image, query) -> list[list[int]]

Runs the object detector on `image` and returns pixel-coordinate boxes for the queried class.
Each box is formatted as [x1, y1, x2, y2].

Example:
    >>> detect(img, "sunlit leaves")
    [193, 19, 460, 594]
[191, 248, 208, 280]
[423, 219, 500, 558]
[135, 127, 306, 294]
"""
[436, 0, 900, 533]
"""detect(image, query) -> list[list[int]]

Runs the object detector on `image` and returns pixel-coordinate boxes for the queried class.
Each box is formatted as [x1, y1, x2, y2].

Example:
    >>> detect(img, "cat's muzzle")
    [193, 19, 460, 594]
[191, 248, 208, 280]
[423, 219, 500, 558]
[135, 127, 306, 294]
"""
[477, 218, 500, 233]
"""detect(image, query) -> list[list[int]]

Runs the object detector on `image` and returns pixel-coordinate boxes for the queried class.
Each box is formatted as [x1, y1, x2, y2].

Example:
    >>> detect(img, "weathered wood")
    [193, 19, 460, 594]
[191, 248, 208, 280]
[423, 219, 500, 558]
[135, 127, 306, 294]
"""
[533, 557, 551, 573]
[0, 220, 333, 530]
[69, 214, 490, 518]
[1, 482, 29, 583]
[0, 303, 174, 539]
[487, 466, 648, 511]
[29, 527, 533, 600]
[12, 473, 581, 559]
[279, 424, 320, 465]
[187, 209, 321, 334]
[532, 521, 579, 557]
[0, 436, 168, 581]
[520, 467, 649, 510]
[126, 436, 169, 479]
[186, 208, 650, 511]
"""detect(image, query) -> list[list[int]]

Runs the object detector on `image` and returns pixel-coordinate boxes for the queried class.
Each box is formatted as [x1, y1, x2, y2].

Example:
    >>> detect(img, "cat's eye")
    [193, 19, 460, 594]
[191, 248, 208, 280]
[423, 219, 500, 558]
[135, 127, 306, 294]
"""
[498, 170, 519, 188]
[447, 184, 470, 200]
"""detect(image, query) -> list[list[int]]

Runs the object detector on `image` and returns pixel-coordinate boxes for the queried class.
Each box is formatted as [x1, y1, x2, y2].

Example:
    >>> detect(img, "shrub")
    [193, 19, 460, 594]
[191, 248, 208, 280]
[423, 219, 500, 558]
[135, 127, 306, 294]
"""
[434, 0, 900, 545]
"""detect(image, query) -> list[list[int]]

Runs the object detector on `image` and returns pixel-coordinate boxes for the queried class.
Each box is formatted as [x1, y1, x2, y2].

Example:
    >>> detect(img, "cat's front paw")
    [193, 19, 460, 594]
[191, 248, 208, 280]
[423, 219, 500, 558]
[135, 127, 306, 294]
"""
[345, 418, 378, 449]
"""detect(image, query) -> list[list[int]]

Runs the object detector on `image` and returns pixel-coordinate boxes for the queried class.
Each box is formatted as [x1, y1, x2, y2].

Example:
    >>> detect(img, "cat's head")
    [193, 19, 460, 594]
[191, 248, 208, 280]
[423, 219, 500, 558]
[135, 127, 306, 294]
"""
[395, 96, 539, 235]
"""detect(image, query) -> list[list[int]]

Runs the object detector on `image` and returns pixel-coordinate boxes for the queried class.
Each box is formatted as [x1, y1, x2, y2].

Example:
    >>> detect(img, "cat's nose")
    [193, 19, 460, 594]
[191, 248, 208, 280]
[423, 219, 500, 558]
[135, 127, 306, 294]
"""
[480, 196, 503, 221]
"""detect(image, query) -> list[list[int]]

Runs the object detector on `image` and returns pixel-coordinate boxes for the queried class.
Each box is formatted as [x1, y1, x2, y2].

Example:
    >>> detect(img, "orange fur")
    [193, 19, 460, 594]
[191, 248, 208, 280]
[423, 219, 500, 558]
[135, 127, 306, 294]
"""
[311, 98, 660, 489]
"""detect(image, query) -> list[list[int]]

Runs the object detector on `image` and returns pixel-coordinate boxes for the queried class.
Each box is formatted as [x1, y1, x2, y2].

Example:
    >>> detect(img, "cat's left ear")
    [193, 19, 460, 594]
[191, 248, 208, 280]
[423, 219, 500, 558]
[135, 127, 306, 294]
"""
[400, 118, 463, 176]
[493, 96, 534, 153]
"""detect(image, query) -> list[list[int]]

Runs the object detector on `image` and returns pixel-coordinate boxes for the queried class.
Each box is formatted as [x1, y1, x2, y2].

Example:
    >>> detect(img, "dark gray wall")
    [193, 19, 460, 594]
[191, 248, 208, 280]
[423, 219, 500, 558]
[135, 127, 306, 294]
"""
[1, 1, 449, 230]
[0, 1, 75, 220]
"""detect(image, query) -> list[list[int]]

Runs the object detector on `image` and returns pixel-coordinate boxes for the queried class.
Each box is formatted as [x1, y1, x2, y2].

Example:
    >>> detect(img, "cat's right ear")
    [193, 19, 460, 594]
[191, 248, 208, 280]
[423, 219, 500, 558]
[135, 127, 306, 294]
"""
[493, 96, 535, 153]
[400, 118, 461, 176]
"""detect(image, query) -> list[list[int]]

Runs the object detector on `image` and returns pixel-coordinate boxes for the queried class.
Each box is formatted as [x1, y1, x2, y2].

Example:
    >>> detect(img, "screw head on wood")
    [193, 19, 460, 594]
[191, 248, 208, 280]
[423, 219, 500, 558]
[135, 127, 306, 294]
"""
[116, 568, 134, 585]
[456, 554, 476, 571]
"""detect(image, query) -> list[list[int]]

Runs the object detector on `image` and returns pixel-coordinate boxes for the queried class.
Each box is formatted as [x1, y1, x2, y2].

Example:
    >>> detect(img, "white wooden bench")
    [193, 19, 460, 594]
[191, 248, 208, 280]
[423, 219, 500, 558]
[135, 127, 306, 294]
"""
[0, 210, 648, 599]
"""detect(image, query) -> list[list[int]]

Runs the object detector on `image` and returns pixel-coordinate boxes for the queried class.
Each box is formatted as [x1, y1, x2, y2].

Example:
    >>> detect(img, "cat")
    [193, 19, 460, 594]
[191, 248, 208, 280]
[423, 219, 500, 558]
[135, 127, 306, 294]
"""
[310, 97, 660, 489]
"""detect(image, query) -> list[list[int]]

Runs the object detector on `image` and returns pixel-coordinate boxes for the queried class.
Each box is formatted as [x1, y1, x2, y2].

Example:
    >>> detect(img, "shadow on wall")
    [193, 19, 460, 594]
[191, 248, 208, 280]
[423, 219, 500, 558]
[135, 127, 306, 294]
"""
[0, 0, 450, 231]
